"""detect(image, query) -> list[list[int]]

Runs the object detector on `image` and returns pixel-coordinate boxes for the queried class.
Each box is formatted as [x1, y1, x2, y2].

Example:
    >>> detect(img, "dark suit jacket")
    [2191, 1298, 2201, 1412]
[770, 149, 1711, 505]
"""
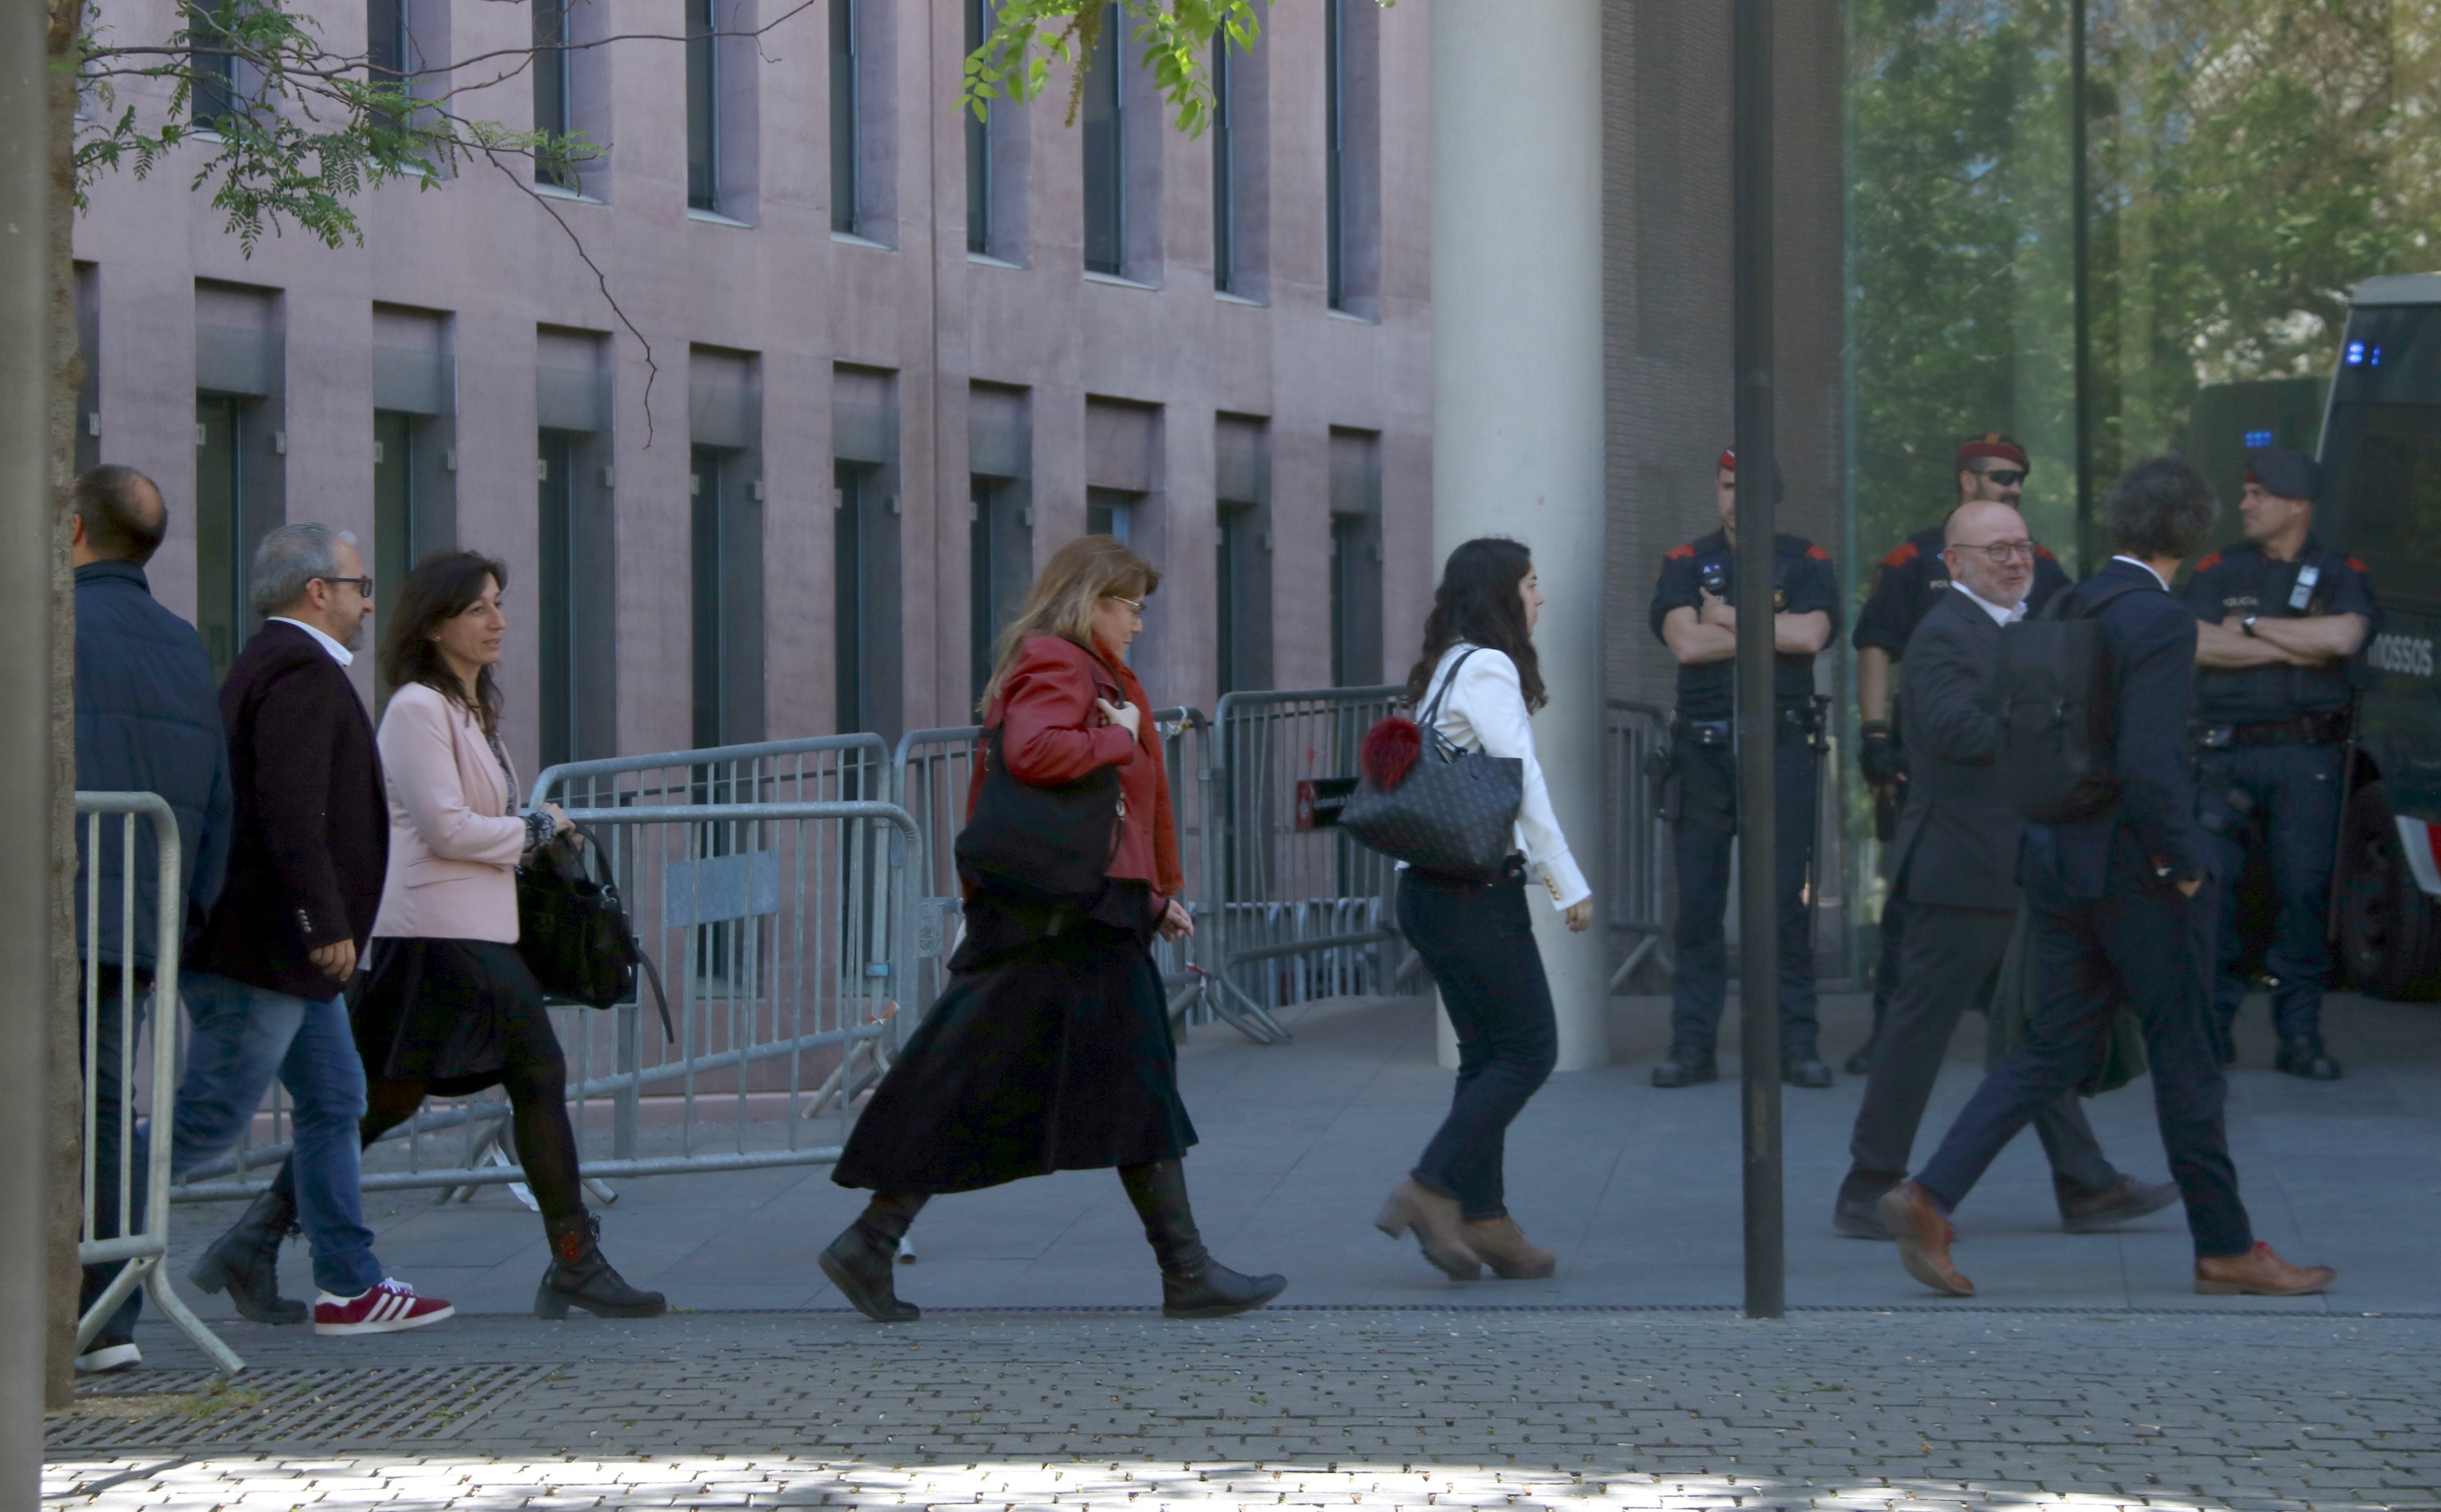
[191, 621, 389, 1000]
[1889, 586, 2024, 913]
[2020, 559, 2210, 902]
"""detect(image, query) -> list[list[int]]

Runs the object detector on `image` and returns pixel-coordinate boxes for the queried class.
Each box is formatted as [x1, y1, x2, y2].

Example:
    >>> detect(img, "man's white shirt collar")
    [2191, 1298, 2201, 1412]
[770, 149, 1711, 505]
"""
[2110, 554, 2171, 591]
[267, 616, 354, 667]
[1958, 583, 2024, 626]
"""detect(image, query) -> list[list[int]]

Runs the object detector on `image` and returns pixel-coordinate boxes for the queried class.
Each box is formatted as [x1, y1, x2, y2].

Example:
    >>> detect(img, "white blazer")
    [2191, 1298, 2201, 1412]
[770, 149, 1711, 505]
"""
[1418, 643, 1592, 910]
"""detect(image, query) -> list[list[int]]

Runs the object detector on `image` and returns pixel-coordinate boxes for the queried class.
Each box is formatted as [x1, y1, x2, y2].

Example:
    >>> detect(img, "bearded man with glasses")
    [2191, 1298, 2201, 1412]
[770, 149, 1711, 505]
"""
[1847, 435, 2072, 1076]
[1831, 498, 2176, 1243]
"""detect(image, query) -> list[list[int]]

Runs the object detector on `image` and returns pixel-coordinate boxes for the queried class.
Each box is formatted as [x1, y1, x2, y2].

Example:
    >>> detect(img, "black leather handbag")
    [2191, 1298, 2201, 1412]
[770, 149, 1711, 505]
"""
[954, 724, 1125, 906]
[1340, 648, 1524, 879]
[516, 827, 674, 1042]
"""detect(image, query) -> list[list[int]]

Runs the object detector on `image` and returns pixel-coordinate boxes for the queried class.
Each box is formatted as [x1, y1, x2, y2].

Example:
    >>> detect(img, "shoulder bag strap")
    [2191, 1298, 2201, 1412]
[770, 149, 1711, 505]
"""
[566, 820, 677, 1045]
[1419, 647, 1483, 730]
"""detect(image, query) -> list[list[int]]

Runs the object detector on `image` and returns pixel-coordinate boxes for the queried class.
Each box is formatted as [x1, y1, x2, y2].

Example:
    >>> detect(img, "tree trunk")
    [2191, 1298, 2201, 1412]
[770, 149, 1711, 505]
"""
[46, 0, 83, 1411]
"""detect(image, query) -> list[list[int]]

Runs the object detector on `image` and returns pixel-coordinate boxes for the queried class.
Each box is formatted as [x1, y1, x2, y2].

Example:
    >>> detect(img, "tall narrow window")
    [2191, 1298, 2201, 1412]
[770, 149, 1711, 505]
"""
[533, 0, 575, 187]
[373, 409, 421, 635]
[969, 480, 999, 706]
[1215, 417, 1270, 694]
[1211, 33, 1234, 294]
[686, 0, 719, 211]
[194, 396, 249, 676]
[1086, 487, 1136, 544]
[1324, 0, 1345, 310]
[367, 0, 409, 94]
[73, 266, 99, 476]
[833, 460, 867, 731]
[1328, 429, 1382, 685]
[965, 0, 991, 254]
[691, 448, 731, 748]
[189, 3, 237, 126]
[537, 430, 581, 759]
[829, 0, 858, 234]
[1080, 2, 1123, 275]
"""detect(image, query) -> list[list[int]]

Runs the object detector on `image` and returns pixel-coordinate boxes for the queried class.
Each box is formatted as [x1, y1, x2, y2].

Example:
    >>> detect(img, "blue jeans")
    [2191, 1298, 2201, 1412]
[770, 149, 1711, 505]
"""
[1399, 871, 1560, 1222]
[175, 972, 383, 1296]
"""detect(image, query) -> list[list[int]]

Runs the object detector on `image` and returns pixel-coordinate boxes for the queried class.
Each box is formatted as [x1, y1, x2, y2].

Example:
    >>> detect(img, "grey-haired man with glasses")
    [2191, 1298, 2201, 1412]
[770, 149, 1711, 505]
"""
[1832, 498, 2178, 1242]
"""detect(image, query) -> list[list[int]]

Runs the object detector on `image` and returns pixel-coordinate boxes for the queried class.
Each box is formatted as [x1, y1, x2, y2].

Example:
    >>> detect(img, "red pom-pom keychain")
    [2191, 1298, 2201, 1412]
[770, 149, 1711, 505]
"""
[1360, 716, 1423, 791]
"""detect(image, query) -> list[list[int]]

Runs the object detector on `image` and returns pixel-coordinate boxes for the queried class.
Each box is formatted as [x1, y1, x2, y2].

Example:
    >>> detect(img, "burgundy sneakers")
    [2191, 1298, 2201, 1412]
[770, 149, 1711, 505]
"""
[313, 1278, 455, 1336]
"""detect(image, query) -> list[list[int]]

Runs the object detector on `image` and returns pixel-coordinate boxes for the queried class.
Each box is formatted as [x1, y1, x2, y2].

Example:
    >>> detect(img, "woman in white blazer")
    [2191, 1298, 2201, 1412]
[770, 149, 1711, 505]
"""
[355, 551, 664, 1321]
[1374, 538, 1592, 1283]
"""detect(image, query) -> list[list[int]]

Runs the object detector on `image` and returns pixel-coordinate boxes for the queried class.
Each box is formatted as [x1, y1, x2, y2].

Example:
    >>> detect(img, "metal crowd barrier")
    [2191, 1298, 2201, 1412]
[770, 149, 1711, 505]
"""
[1204, 685, 1415, 1033]
[1605, 700, 1674, 991]
[75, 793, 242, 1374]
[529, 731, 891, 812]
[891, 711, 1279, 1044]
[174, 799, 915, 1201]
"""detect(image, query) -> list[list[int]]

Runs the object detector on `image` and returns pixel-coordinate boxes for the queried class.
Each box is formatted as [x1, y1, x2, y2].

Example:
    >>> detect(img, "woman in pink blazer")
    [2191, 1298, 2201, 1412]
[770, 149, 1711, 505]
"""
[355, 551, 664, 1321]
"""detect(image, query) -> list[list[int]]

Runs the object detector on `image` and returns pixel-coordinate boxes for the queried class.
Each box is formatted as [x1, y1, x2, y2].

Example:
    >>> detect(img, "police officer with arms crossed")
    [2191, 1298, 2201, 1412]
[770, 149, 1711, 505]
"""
[1650, 449, 1840, 1089]
[2182, 448, 2374, 1081]
[1848, 434, 2071, 1074]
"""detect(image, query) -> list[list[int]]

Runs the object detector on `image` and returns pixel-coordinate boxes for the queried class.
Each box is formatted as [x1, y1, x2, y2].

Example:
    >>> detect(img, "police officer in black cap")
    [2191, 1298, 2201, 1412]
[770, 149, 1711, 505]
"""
[1847, 434, 2072, 1074]
[2181, 447, 2376, 1081]
[1648, 449, 1841, 1089]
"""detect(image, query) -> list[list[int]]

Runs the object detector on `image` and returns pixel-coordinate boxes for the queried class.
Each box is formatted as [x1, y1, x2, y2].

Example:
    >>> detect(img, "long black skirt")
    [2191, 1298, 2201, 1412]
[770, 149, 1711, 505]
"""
[831, 916, 1197, 1195]
[350, 937, 566, 1098]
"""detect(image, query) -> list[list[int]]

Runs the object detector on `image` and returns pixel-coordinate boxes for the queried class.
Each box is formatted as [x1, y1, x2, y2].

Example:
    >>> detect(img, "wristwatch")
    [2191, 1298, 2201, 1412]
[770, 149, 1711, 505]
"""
[2240, 615, 2260, 637]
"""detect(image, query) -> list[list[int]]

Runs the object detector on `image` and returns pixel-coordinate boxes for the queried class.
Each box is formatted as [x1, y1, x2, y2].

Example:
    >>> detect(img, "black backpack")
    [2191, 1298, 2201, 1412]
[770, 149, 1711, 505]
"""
[1987, 579, 2147, 824]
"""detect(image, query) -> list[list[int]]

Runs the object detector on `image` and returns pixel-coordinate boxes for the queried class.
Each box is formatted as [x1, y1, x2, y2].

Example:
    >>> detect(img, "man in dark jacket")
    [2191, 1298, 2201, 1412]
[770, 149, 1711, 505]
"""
[1831, 499, 2174, 1242]
[181, 523, 446, 1334]
[1882, 459, 2336, 1300]
[70, 465, 232, 1373]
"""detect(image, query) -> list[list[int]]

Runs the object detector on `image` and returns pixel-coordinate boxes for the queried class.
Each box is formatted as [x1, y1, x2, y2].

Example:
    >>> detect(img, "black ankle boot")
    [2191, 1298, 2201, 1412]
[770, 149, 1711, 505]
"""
[536, 1212, 667, 1319]
[821, 1193, 927, 1323]
[1119, 1160, 1286, 1320]
[189, 1178, 307, 1325]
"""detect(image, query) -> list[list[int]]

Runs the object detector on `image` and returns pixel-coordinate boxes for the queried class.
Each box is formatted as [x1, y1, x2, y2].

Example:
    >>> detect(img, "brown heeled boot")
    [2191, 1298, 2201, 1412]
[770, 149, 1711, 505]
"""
[1461, 1215, 1555, 1280]
[1374, 1178, 1483, 1281]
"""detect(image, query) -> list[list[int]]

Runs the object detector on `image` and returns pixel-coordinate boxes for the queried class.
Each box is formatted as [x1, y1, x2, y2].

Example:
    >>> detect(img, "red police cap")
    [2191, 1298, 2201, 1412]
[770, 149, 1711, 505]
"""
[1956, 434, 2030, 471]
[1718, 448, 1737, 471]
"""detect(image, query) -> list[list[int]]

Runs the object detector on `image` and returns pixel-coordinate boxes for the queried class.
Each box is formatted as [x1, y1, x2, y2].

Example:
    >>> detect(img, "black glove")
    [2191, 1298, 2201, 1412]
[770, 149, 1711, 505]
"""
[1859, 721, 1906, 788]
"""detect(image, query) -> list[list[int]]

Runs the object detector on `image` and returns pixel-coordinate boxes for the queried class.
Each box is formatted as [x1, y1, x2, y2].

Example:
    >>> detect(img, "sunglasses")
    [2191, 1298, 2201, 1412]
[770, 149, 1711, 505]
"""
[1977, 468, 2028, 488]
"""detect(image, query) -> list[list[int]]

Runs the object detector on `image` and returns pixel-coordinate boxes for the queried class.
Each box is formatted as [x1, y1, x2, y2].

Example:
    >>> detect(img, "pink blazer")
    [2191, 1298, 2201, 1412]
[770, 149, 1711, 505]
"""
[370, 682, 526, 943]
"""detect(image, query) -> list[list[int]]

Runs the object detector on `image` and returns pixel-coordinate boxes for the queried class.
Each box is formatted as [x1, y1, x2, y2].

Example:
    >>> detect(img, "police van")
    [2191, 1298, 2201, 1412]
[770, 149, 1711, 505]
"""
[2317, 273, 2441, 997]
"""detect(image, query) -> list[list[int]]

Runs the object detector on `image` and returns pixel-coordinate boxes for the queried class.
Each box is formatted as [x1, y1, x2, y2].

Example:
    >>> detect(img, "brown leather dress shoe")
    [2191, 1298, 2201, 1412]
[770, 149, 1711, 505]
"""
[1462, 1216, 1555, 1280]
[2195, 1242, 2336, 1297]
[1374, 1179, 1484, 1281]
[1877, 1180, 1974, 1297]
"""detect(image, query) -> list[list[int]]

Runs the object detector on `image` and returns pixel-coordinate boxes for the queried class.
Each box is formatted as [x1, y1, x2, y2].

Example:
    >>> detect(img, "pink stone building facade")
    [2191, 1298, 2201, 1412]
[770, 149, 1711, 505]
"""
[74, 0, 1434, 772]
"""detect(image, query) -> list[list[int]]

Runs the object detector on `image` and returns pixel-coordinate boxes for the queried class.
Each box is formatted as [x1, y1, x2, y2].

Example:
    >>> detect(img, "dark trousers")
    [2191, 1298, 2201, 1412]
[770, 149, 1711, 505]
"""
[1399, 871, 1559, 1222]
[79, 965, 150, 1345]
[2196, 743, 2343, 1046]
[1864, 894, 1911, 1054]
[1669, 729, 1819, 1054]
[1839, 904, 2117, 1206]
[1916, 848, 2252, 1258]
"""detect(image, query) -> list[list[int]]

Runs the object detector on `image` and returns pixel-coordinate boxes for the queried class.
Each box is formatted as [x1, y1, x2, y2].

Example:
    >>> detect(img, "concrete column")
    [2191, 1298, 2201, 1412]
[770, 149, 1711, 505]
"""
[1430, 0, 1609, 1070]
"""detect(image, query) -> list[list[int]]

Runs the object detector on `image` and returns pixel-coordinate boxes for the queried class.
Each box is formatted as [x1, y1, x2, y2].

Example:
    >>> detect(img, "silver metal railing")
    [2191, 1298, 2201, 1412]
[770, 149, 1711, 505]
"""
[1204, 685, 1415, 1032]
[173, 799, 916, 1201]
[892, 712, 1278, 1044]
[1605, 700, 1674, 992]
[75, 793, 243, 1373]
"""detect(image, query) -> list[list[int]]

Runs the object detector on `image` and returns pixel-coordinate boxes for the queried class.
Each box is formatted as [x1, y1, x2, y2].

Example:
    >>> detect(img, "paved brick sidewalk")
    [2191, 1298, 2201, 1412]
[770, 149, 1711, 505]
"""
[42, 1310, 2441, 1509]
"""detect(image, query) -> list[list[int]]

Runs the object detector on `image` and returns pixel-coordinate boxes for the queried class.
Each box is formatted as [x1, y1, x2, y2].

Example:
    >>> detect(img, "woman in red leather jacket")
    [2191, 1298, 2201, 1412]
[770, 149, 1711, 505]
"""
[823, 535, 1284, 1322]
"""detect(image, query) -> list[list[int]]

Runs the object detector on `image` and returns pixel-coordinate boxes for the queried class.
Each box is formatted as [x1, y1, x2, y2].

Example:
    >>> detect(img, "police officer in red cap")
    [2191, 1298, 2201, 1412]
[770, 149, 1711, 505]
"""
[2182, 447, 2376, 1080]
[1648, 448, 1841, 1089]
[1847, 434, 2071, 1074]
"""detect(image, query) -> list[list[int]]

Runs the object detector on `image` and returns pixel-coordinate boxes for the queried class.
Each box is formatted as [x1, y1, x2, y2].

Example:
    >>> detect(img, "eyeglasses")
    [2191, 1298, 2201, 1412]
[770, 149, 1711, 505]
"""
[318, 575, 375, 597]
[1103, 595, 1143, 615]
[1977, 468, 2028, 488]
[1952, 540, 2038, 564]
